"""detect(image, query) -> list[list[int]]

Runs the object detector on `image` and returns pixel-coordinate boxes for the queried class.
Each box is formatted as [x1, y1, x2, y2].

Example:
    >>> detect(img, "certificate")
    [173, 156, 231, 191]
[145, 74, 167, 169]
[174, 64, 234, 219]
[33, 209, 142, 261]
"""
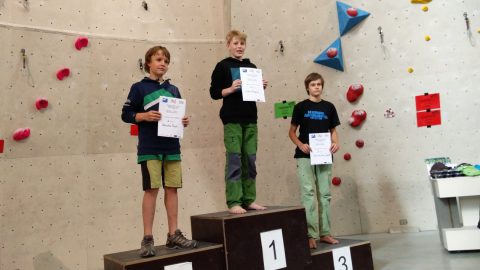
[239, 67, 265, 102]
[309, 133, 332, 165]
[158, 97, 186, 138]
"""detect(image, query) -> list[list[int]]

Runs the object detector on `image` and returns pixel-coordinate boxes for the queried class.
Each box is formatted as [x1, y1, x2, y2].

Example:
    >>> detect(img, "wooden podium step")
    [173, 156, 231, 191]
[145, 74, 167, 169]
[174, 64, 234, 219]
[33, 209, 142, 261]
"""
[307, 238, 374, 270]
[104, 242, 225, 270]
[191, 206, 311, 270]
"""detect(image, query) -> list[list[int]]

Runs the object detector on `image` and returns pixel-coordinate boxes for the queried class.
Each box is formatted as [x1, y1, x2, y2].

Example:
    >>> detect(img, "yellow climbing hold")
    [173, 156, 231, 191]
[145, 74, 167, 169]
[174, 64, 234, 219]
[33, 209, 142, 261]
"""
[425, 35, 431, 41]
[408, 67, 414, 73]
[422, 5, 429, 11]
[477, 28, 480, 33]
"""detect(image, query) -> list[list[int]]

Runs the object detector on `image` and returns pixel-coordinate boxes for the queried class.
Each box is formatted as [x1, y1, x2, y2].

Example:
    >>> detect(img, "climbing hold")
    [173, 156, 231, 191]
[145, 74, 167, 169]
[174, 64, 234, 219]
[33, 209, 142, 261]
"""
[344, 153, 351, 160]
[425, 35, 431, 41]
[337, 2, 370, 36]
[13, 128, 31, 141]
[422, 5, 428, 12]
[314, 38, 344, 71]
[35, 98, 49, 110]
[0, 139, 4, 153]
[346, 7, 358, 17]
[74, 36, 89, 50]
[407, 67, 414, 73]
[332, 177, 342, 186]
[56, 68, 70, 80]
[349, 109, 367, 127]
[355, 139, 365, 148]
[346, 84, 364, 102]
[326, 47, 338, 58]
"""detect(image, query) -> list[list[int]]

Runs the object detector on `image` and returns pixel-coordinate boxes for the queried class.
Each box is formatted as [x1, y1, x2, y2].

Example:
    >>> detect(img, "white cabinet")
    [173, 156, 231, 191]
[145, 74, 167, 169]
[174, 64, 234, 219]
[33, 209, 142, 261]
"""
[430, 177, 480, 251]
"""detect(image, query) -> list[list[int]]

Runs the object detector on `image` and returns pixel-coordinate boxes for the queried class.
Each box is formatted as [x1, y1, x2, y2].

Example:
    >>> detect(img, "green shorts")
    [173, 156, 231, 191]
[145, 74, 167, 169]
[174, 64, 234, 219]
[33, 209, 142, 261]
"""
[140, 160, 182, 190]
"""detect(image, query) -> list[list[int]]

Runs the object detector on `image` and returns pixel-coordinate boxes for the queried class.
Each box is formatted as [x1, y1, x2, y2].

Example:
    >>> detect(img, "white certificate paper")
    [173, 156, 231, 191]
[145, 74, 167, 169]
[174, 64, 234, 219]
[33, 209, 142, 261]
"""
[158, 97, 186, 138]
[240, 67, 265, 102]
[309, 133, 332, 165]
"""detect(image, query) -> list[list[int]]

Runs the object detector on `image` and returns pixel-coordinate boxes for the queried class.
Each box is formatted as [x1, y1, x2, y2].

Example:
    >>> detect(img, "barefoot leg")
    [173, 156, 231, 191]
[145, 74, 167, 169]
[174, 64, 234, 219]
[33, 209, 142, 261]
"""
[320, 235, 339, 244]
[246, 202, 267, 210]
[308, 238, 317, 249]
[229, 205, 247, 214]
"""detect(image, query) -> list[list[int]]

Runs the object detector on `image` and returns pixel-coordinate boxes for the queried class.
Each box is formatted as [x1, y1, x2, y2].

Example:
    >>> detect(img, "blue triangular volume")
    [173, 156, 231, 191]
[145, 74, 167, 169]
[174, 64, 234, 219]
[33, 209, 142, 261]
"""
[337, 1, 370, 36]
[313, 38, 344, 71]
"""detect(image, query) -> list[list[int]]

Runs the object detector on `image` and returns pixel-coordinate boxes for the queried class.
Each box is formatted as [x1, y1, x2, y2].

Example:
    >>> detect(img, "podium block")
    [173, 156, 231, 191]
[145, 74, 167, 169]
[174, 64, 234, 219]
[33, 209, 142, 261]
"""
[191, 206, 311, 270]
[104, 242, 225, 270]
[307, 238, 374, 270]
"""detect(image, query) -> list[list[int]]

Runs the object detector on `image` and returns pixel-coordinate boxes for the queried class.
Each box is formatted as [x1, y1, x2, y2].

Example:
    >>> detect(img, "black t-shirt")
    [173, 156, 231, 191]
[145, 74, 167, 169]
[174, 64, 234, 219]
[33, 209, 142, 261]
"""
[209, 57, 258, 124]
[291, 99, 340, 158]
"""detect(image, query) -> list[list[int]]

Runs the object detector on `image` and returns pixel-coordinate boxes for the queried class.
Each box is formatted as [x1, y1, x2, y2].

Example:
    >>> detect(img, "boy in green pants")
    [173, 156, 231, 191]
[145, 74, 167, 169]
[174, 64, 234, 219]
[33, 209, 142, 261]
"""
[209, 30, 268, 214]
[289, 72, 340, 248]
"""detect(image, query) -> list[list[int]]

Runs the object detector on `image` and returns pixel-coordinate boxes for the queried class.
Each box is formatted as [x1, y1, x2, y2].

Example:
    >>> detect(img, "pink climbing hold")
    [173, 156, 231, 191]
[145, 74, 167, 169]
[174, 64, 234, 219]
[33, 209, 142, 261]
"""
[13, 128, 31, 141]
[56, 68, 70, 80]
[35, 98, 49, 110]
[0, 139, 4, 153]
[75, 36, 89, 50]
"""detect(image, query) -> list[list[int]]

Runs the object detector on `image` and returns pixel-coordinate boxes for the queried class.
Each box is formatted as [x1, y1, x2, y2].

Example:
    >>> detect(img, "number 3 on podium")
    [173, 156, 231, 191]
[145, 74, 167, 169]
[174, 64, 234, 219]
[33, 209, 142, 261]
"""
[332, 246, 353, 270]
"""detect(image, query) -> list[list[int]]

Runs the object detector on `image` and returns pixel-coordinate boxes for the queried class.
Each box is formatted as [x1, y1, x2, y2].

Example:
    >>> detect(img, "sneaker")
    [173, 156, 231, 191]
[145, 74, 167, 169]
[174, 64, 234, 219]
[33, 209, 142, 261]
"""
[139, 235, 156, 257]
[166, 229, 198, 249]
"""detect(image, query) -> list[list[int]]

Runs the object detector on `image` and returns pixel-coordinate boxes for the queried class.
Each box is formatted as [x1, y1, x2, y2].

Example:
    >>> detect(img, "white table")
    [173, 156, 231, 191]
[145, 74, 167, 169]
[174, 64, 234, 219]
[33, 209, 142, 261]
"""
[430, 176, 480, 251]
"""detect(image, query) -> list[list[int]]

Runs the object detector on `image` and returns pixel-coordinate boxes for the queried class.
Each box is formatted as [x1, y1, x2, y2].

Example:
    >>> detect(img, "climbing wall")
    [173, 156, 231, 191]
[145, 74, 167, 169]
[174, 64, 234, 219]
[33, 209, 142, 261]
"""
[2, 1, 480, 269]
[0, 1, 227, 270]
[231, 0, 480, 235]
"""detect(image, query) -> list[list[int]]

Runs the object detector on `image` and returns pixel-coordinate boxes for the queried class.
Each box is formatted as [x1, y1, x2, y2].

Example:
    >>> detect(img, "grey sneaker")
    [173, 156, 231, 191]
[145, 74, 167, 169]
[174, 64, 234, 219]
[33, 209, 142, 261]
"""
[166, 229, 198, 249]
[140, 235, 156, 257]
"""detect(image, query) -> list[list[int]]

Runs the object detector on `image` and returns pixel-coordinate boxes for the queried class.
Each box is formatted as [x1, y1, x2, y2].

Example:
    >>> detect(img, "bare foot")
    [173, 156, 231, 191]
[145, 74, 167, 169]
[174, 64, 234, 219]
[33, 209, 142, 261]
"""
[247, 202, 267, 210]
[308, 238, 317, 249]
[229, 205, 247, 214]
[320, 235, 339, 244]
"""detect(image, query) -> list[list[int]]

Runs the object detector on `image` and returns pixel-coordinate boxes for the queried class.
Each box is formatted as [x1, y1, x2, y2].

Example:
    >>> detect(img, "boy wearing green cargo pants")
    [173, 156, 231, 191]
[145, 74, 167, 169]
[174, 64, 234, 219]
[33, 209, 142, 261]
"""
[210, 30, 268, 214]
[289, 72, 340, 248]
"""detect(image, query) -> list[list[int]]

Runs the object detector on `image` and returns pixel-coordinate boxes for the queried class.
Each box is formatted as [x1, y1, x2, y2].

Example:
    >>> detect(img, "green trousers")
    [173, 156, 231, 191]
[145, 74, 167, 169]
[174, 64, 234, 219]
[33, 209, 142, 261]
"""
[224, 123, 258, 208]
[296, 158, 333, 238]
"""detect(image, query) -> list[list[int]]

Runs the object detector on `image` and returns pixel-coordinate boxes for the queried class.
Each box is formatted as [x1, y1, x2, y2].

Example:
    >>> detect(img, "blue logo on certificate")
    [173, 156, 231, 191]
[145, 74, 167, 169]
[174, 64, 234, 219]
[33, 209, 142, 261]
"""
[162, 97, 168, 103]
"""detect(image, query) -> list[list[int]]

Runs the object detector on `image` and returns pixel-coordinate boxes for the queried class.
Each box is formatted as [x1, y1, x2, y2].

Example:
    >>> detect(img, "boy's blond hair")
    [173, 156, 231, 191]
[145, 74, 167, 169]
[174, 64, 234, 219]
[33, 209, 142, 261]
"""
[226, 30, 247, 44]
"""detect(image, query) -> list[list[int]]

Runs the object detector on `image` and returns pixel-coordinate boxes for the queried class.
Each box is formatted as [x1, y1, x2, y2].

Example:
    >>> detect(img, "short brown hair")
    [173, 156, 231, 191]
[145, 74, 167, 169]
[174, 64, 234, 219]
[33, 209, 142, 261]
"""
[226, 30, 247, 44]
[304, 72, 325, 94]
[144, 46, 170, 73]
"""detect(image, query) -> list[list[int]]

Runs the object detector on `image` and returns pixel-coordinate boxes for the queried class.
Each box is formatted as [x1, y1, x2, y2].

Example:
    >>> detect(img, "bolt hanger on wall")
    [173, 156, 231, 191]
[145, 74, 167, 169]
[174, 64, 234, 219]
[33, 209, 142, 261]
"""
[22, 0, 29, 10]
[142, 1, 148, 11]
[464, 12, 476, 46]
[138, 58, 144, 71]
[275, 40, 285, 55]
[464, 12, 470, 31]
[378, 26, 384, 44]
[19, 48, 35, 86]
[20, 48, 27, 69]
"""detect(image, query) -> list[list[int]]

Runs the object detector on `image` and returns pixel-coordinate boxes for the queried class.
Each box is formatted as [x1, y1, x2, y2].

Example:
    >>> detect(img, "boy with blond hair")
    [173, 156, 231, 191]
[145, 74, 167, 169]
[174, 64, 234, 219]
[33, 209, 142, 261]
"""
[209, 30, 268, 214]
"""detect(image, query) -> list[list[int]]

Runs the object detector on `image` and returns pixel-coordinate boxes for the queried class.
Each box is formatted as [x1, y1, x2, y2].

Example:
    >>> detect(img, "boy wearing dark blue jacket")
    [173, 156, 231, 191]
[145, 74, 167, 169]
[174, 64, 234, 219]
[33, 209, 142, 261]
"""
[122, 46, 197, 257]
